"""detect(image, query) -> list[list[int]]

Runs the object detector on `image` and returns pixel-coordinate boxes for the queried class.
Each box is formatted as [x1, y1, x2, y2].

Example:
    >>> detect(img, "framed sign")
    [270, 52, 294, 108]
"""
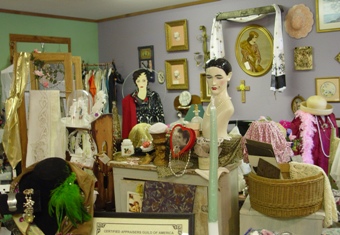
[92, 212, 195, 235]
[316, 0, 340, 32]
[235, 24, 273, 77]
[138, 45, 155, 82]
[315, 77, 340, 102]
[165, 19, 189, 52]
[165, 58, 188, 90]
[200, 73, 211, 102]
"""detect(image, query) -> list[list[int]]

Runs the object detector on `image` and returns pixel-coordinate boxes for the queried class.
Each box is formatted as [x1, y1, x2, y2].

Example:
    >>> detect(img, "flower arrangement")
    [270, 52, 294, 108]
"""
[30, 49, 64, 88]
[279, 119, 301, 152]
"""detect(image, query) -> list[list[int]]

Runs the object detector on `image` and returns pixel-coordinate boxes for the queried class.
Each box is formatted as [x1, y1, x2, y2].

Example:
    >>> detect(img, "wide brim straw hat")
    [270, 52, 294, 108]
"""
[300, 95, 333, 116]
[284, 4, 314, 39]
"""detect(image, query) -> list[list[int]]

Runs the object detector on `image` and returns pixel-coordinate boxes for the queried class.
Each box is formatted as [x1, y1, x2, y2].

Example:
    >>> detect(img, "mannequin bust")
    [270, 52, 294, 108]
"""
[202, 58, 234, 139]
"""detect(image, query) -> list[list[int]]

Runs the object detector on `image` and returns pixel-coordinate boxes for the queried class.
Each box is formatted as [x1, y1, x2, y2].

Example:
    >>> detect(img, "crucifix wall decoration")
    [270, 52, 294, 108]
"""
[237, 80, 250, 103]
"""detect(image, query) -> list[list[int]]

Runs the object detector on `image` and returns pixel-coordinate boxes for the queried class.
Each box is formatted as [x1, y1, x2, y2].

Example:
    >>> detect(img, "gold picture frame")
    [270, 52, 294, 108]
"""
[165, 58, 188, 90]
[315, 77, 340, 102]
[165, 19, 189, 52]
[294, 46, 313, 70]
[200, 73, 211, 102]
[291, 94, 305, 114]
[335, 52, 340, 63]
[235, 24, 273, 77]
[316, 0, 340, 32]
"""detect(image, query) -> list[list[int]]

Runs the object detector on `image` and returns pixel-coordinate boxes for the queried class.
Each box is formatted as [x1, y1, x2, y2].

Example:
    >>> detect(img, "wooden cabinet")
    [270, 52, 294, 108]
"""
[111, 162, 240, 235]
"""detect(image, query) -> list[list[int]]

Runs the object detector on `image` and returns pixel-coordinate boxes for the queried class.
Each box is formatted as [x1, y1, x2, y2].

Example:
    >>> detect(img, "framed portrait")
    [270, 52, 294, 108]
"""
[165, 58, 188, 90]
[138, 45, 155, 82]
[92, 212, 195, 235]
[235, 24, 273, 77]
[291, 95, 305, 114]
[316, 0, 340, 32]
[200, 73, 211, 102]
[294, 46, 313, 70]
[164, 19, 189, 52]
[315, 77, 340, 102]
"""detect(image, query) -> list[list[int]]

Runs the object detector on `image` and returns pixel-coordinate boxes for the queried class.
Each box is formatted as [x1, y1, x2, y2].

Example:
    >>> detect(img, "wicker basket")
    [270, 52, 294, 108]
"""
[247, 165, 324, 218]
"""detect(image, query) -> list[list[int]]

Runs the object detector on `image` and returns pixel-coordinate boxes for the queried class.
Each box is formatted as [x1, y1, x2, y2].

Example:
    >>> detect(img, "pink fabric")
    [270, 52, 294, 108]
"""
[242, 119, 293, 163]
[291, 111, 339, 173]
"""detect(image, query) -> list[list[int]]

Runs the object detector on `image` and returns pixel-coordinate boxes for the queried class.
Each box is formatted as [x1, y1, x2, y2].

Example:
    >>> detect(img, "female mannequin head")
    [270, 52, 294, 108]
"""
[205, 58, 232, 96]
[132, 69, 149, 90]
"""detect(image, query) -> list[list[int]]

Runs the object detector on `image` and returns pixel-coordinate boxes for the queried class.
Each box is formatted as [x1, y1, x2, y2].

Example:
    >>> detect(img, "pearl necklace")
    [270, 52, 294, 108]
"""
[315, 116, 334, 158]
[205, 97, 230, 116]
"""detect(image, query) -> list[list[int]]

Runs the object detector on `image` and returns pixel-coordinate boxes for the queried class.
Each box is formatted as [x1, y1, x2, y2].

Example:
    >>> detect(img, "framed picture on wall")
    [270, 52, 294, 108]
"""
[200, 73, 211, 102]
[138, 45, 155, 82]
[235, 24, 273, 77]
[315, 77, 340, 102]
[164, 19, 189, 52]
[165, 58, 188, 90]
[316, 0, 340, 32]
[294, 46, 313, 70]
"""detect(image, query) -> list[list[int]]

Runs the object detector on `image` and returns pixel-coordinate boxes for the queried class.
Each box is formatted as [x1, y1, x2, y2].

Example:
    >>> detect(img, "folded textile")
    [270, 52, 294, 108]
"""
[289, 162, 337, 227]
[142, 181, 196, 213]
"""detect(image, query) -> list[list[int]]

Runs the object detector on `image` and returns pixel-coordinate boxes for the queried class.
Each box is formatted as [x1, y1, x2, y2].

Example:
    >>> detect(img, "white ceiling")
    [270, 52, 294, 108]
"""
[0, 0, 217, 22]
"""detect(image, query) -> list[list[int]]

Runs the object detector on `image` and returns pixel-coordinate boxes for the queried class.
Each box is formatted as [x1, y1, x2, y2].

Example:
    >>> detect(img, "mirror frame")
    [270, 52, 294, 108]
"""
[9, 34, 71, 63]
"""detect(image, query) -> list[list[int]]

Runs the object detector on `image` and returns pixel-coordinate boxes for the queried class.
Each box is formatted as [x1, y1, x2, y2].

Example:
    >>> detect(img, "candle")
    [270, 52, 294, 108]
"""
[208, 96, 219, 234]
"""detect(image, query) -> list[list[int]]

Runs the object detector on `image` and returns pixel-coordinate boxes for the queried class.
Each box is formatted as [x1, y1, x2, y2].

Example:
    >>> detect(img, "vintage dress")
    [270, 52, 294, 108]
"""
[122, 89, 165, 138]
[291, 111, 339, 173]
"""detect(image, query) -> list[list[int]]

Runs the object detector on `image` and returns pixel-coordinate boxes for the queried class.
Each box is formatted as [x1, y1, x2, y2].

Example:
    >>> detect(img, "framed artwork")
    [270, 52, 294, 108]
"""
[165, 19, 189, 52]
[200, 73, 211, 102]
[92, 212, 195, 235]
[316, 0, 340, 32]
[165, 58, 188, 90]
[291, 95, 305, 114]
[138, 45, 155, 82]
[294, 46, 313, 70]
[315, 77, 340, 102]
[235, 24, 273, 77]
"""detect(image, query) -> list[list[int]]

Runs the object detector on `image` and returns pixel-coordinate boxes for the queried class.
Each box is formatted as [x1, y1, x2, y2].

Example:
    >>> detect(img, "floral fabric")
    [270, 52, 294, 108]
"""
[242, 119, 293, 163]
[142, 181, 196, 213]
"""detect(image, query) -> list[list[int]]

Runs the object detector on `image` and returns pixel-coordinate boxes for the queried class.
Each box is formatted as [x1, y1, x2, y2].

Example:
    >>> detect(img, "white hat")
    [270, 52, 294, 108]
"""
[284, 4, 314, 39]
[300, 95, 333, 115]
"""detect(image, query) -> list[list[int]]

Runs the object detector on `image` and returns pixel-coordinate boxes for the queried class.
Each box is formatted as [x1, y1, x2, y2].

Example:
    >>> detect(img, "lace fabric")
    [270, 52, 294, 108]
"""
[26, 90, 66, 168]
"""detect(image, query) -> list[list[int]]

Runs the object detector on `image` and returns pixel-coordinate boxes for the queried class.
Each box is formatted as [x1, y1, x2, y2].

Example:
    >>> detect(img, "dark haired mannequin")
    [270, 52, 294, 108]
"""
[202, 58, 234, 139]
[122, 69, 165, 138]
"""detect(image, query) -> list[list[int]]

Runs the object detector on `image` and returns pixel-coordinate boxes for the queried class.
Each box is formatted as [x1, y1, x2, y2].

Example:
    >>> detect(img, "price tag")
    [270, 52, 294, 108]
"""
[98, 152, 110, 164]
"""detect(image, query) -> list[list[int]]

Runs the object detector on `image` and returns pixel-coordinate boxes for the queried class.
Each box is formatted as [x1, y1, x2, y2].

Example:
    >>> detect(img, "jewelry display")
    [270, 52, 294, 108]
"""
[23, 189, 35, 223]
[7, 192, 17, 212]
[316, 116, 334, 158]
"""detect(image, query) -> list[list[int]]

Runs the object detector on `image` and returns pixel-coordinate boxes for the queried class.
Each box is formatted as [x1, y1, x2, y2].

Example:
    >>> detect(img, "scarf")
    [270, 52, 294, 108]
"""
[270, 4, 286, 93]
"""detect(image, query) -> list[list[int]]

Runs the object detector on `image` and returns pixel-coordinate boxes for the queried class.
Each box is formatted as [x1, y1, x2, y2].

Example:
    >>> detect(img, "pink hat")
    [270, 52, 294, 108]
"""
[284, 4, 314, 39]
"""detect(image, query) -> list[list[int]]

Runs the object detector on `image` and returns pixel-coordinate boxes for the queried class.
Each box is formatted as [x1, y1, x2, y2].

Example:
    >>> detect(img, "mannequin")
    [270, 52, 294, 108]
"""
[122, 69, 165, 138]
[290, 95, 339, 173]
[202, 58, 234, 139]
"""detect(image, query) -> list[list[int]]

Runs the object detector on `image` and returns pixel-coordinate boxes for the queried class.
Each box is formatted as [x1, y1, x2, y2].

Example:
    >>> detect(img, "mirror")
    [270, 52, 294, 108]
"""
[9, 34, 71, 63]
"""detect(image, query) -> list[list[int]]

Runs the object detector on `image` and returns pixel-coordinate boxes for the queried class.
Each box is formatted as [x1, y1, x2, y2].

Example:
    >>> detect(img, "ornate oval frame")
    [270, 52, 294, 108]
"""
[235, 24, 273, 77]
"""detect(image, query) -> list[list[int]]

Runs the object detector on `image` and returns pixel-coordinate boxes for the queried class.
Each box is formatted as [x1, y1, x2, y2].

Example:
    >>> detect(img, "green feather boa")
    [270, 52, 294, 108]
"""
[48, 172, 91, 231]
